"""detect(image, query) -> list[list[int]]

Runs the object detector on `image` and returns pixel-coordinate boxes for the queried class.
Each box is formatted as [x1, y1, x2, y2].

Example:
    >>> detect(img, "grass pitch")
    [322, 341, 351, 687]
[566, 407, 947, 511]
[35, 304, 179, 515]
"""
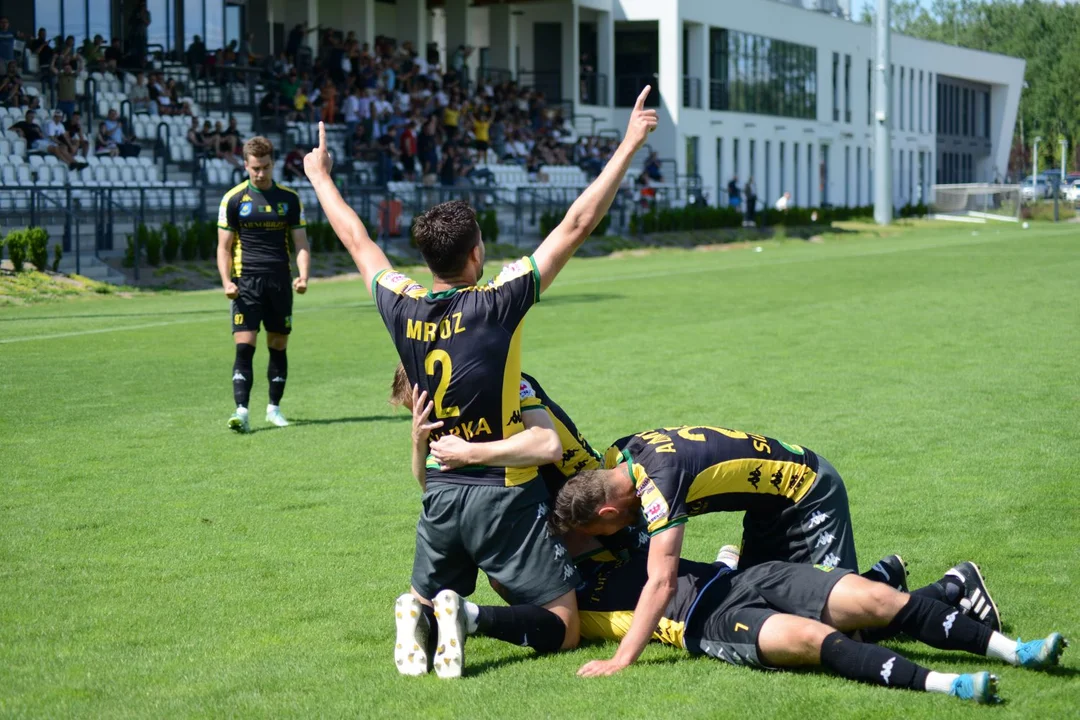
[1, 223, 1078, 718]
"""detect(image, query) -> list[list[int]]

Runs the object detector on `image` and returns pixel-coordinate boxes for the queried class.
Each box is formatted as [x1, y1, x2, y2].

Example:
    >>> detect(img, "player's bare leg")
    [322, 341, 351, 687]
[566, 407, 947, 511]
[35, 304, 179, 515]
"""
[229, 330, 257, 433]
[757, 613, 998, 703]
[264, 332, 289, 427]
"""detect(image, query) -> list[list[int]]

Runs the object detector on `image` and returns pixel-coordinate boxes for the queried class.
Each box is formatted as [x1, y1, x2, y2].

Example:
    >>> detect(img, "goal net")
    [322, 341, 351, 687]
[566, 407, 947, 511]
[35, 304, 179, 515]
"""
[931, 184, 1021, 222]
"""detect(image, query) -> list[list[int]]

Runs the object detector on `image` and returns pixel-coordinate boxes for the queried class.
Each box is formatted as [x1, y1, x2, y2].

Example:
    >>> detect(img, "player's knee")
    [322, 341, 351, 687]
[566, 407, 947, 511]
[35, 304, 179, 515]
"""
[863, 581, 905, 623]
[794, 621, 833, 657]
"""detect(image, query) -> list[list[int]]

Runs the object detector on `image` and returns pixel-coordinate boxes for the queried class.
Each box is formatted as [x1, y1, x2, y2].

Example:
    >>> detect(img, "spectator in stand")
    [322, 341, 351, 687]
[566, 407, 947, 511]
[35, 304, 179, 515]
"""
[129, 71, 152, 113]
[37, 34, 56, 84]
[489, 112, 507, 161]
[210, 120, 240, 167]
[273, 52, 293, 77]
[187, 35, 207, 79]
[65, 110, 89, 156]
[104, 108, 140, 157]
[319, 78, 338, 123]
[346, 121, 371, 161]
[282, 144, 306, 181]
[95, 121, 118, 156]
[150, 74, 172, 114]
[187, 117, 210, 156]
[0, 17, 17, 64]
[279, 68, 299, 105]
[0, 60, 24, 107]
[285, 23, 317, 62]
[775, 191, 792, 212]
[743, 176, 757, 227]
[44, 109, 77, 155]
[727, 177, 741, 209]
[80, 35, 106, 71]
[442, 98, 460, 140]
[439, 142, 459, 187]
[399, 119, 417, 180]
[472, 110, 491, 164]
[128, 0, 150, 68]
[104, 38, 124, 74]
[644, 151, 663, 182]
[343, 84, 362, 137]
[418, 114, 438, 175]
[219, 116, 242, 156]
[27, 28, 48, 58]
[376, 131, 398, 185]
[11, 109, 87, 169]
[55, 61, 77, 120]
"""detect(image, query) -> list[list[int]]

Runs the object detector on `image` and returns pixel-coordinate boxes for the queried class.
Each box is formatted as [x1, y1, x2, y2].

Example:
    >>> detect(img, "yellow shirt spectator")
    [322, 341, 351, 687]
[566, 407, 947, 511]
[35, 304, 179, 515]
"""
[443, 106, 460, 128]
[473, 119, 490, 143]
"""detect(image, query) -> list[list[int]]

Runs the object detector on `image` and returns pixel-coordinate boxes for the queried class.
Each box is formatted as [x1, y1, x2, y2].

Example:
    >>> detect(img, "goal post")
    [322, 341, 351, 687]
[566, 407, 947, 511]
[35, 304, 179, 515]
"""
[931, 184, 1022, 222]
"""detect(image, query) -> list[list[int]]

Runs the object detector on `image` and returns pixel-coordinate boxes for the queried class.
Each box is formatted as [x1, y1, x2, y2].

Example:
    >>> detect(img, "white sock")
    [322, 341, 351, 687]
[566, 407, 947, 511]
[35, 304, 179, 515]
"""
[924, 671, 959, 694]
[463, 600, 479, 634]
[986, 631, 1018, 664]
[267, 404, 279, 413]
[236, 406, 248, 415]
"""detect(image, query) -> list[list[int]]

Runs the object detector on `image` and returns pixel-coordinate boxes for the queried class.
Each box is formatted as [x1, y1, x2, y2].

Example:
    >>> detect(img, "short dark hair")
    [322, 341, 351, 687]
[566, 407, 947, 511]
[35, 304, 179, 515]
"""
[411, 200, 479, 276]
[550, 470, 610, 535]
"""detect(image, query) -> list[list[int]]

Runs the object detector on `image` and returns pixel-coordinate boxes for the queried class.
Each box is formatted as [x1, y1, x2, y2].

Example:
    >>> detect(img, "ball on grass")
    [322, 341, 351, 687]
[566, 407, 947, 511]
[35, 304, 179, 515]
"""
[1022, 221, 1030, 229]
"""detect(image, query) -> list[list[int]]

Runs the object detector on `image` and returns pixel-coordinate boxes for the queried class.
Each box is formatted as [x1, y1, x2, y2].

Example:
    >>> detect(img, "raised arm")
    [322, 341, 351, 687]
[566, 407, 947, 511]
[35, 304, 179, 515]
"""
[303, 121, 391, 293]
[578, 523, 684, 677]
[531, 86, 658, 294]
[427, 408, 561, 471]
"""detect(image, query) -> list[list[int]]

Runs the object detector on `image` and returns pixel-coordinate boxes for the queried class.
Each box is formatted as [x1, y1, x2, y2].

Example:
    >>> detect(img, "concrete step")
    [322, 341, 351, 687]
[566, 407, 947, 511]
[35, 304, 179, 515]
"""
[58, 255, 126, 283]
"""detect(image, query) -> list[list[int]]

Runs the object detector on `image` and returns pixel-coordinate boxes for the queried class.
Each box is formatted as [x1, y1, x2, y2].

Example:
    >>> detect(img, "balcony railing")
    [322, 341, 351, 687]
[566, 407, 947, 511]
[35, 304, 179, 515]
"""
[579, 72, 608, 106]
[518, 71, 563, 103]
[709, 80, 729, 111]
[615, 74, 660, 108]
[683, 76, 702, 109]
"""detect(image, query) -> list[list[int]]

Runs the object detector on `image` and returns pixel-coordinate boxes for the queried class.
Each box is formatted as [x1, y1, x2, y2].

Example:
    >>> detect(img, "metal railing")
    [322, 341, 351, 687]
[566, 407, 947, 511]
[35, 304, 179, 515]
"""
[615, 75, 660, 108]
[477, 67, 514, 86]
[683, 77, 702, 109]
[709, 80, 728, 111]
[579, 73, 608, 106]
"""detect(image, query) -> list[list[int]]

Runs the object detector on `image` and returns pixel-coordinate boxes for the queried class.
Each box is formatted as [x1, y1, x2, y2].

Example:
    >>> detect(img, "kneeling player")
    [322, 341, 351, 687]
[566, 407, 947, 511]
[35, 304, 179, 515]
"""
[570, 547, 1067, 700]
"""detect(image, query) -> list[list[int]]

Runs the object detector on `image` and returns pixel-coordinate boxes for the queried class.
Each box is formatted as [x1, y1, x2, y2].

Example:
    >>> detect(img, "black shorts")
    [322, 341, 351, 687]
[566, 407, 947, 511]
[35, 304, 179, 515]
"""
[474, 140, 489, 152]
[686, 561, 852, 669]
[739, 456, 857, 572]
[410, 479, 580, 607]
[231, 273, 293, 335]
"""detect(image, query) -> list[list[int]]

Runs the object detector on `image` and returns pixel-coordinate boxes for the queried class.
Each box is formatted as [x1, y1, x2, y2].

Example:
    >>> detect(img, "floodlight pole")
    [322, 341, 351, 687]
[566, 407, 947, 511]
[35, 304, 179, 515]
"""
[1061, 138, 1067, 182]
[873, 0, 892, 226]
[1033, 136, 1041, 199]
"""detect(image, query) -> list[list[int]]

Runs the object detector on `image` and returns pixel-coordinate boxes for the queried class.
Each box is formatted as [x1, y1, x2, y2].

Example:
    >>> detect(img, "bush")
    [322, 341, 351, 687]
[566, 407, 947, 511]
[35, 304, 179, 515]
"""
[5, 229, 27, 272]
[52, 242, 62, 273]
[122, 233, 138, 268]
[180, 223, 199, 261]
[478, 209, 500, 245]
[140, 224, 162, 266]
[539, 208, 611, 238]
[162, 223, 181, 263]
[193, 220, 216, 260]
[27, 227, 49, 272]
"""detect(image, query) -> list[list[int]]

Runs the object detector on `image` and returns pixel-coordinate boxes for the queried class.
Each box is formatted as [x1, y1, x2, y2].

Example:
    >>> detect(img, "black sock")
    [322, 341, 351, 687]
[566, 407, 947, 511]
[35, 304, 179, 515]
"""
[421, 603, 439, 659]
[820, 631, 930, 690]
[474, 605, 566, 654]
[267, 348, 287, 405]
[888, 594, 992, 654]
[232, 343, 255, 408]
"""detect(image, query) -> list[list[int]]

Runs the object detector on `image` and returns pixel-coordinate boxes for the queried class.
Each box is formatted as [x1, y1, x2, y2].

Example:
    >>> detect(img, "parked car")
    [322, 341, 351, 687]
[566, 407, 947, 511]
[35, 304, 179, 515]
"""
[1020, 175, 1051, 201]
[1065, 179, 1080, 204]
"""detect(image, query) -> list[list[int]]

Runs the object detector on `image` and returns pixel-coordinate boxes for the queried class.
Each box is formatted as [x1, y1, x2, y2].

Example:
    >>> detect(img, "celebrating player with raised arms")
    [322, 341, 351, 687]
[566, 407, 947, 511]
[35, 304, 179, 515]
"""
[304, 86, 658, 678]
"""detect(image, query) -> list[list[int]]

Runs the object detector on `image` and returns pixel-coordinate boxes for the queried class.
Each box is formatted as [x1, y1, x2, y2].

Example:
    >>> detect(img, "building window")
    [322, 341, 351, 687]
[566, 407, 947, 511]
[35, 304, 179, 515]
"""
[779, 141, 786, 200]
[866, 59, 872, 125]
[918, 71, 924, 133]
[908, 68, 914, 132]
[34, 0, 112, 42]
[716, 138, 724, 203]
[889, 64, 895, 129]
[844, 145, 850, 206]
[733, 138, 740, 180]
[749, 139, 756, 185]
[899, 66, 905, 131]
[807, 144, 813, 205]
[794, 142, 800, 205]
[984, 91, 991, 138]
[686, 136, 699, 179]
[709, 28, 816, 119]
[856, 146, 862, 205]
[147, 0, 177, 54]
[844, 54, 851, 123]
[832, 52, 839, 122]
[185, 0, 226, 51]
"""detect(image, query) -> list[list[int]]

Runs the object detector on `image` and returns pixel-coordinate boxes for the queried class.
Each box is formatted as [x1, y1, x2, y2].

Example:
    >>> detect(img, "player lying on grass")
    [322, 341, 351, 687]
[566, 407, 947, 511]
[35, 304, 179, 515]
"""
[550, 424, 1003, 675]
[564, 540, 1067, 703]
[307, 87, 658, 680]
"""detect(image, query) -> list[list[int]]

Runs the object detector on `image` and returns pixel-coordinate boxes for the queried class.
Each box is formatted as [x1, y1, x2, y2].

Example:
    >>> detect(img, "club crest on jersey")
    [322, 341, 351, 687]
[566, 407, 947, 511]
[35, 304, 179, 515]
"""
[239, 202, 252, 217]
[276, 202, 288, 216]
[644, 499, 666, 523]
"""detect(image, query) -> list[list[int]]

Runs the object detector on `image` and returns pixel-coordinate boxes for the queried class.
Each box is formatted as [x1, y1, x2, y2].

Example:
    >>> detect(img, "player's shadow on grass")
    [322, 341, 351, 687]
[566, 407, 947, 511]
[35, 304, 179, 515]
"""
[247, 415, 407, 433]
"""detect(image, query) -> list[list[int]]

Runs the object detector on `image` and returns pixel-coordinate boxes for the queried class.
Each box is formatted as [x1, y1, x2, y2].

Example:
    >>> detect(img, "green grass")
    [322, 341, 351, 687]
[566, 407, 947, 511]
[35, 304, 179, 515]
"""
[1, 223, 1078, 718]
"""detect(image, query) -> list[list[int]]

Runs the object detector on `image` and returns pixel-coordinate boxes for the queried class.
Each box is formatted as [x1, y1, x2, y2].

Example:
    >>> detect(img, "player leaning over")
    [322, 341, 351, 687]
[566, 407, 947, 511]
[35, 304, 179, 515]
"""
[552, 424, 1001, 676]
[217, 137, 310, 432]
[303, 87, 658, 678]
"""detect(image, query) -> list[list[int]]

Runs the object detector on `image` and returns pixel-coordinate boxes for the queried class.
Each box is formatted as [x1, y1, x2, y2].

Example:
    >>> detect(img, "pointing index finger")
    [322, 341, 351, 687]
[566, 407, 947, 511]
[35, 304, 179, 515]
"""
[318, 121, 326, 150]
[634, 85, 652, 111]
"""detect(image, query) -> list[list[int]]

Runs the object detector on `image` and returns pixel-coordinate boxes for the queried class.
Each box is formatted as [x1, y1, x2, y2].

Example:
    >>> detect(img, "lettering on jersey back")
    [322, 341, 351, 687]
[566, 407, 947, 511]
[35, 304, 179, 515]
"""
[406, 312, 467, 342]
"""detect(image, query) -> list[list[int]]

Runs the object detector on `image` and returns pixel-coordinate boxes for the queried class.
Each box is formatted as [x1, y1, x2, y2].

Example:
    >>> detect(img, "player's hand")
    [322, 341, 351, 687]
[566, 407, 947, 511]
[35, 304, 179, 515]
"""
[411, 385, 443, 445]
[293, 276, 308, 294]
[577, 658, 630, 677]
[428, 434, 474, 470]
[223, 281, 239, 299]
[623, 86, 658, 151]
[303, 121, 333, 179]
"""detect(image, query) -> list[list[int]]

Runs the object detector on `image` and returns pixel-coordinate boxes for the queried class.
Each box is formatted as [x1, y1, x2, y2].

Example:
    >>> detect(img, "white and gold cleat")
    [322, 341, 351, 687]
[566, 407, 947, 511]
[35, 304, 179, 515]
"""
[432, 589, 466, 680]
[393, 593, 430, 676]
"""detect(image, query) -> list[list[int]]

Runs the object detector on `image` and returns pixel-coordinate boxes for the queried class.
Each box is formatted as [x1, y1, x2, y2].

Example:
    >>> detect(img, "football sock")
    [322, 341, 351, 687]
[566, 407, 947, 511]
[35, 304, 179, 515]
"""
[924, 671, 962, 694]
[860, 575, 968, 643]
[267, 348, 287, 405]
[887, 594, 992, 654]
[421, 603, 438, 659]
[470, 604, 566, 654]
[232, 343, 255, 408]
[820, 631, 930, 691]
[986, 632, 1019, 665]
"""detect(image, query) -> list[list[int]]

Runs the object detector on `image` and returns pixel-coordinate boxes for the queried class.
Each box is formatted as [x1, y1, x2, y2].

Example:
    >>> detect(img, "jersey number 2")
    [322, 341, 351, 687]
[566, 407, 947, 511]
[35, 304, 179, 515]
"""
[424, 350, 461, 418]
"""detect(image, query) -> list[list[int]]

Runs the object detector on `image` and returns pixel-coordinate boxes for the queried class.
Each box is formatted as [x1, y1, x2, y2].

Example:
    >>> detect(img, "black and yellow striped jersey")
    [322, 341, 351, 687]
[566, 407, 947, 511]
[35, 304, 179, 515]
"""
[217, 181, 305, 277]
[519, 372, 603, 494]
[374, 257, 541, 487]
[576, 550, 727, 648]
[606, 425, 820, 535]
